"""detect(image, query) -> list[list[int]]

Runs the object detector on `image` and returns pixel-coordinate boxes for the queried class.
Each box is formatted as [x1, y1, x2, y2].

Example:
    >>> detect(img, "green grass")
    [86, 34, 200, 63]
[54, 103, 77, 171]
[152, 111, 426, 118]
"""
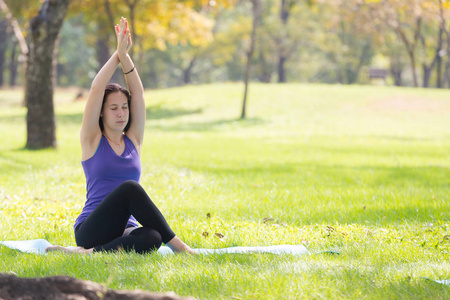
[0, 83, 449, 299]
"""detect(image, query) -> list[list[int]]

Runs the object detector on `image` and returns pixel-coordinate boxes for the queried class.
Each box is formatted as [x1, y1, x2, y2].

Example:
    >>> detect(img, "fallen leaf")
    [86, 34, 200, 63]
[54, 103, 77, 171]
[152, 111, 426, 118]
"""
[215, 233, 224, 238]
[325, 226, 335, 232]
[262, 217, 274, 223]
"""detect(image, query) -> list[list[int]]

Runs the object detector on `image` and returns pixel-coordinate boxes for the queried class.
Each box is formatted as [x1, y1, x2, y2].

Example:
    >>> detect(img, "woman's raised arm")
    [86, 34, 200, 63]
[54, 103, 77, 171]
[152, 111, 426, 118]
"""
[117, 18, 146, 148]
[80, 51, 120, 149]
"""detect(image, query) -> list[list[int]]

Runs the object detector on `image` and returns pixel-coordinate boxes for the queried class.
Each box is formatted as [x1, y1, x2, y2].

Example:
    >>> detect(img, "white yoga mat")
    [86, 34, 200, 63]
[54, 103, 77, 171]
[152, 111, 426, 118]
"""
[423, 277, 450, 286]
[434, 279, 450, 286]
[0, 239, 311, 256]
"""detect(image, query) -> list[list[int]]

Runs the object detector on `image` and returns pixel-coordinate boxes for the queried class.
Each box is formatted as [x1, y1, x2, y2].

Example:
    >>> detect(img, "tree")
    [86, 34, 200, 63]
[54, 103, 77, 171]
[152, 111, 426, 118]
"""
[25, 0, 71, 149]
[0, 17, 7, 86]
[277, 0, 295, 82]
[0, 0, 31, 89]
[57, 15, 96, 88]
[376, 30, 409, 86]
[438, 0, 450, 88]
[367, 0, 443, 87]
[69, 0, 124, 84]
[69, 0, 229, 87]
[419, 20, 443, 88]
[316, 0, 375, 84]
[276, 0, 313, 82]
[241, 0, 261, 119]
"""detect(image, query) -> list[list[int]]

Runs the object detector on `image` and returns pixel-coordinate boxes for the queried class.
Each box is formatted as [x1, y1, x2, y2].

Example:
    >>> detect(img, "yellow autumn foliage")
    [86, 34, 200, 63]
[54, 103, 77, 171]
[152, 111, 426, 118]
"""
[69, 0, 232, 51]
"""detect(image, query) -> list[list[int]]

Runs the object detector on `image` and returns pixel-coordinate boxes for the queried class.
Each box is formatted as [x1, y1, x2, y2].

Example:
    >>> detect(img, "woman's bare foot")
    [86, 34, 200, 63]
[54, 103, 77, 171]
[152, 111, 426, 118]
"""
[45, 245, 93, 255]
[166, 236, 197, 255]
[182, 245, 197, 255]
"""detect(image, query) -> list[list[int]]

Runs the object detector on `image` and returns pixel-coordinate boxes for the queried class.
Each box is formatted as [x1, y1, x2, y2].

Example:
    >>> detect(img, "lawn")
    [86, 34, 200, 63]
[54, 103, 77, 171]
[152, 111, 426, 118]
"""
[0, 83, 449, 299]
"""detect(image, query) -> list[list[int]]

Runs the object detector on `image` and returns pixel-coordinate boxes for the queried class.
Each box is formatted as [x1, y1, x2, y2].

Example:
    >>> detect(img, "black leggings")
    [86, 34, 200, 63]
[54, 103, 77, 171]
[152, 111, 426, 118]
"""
[75, 180, 176, 254]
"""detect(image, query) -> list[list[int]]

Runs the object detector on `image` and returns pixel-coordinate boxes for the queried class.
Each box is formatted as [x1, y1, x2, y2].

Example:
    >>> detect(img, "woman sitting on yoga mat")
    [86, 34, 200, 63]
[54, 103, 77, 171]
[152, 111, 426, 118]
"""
[46, 17, 194, 255]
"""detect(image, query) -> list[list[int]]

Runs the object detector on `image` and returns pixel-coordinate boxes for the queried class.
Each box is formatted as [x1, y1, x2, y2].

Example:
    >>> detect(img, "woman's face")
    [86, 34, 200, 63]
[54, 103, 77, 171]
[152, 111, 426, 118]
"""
[101, 92, 129, 132]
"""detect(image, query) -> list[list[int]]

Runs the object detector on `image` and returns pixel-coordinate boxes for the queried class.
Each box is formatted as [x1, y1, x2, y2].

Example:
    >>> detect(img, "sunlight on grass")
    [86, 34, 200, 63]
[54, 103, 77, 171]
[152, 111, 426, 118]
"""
[0, 83, 449, 299]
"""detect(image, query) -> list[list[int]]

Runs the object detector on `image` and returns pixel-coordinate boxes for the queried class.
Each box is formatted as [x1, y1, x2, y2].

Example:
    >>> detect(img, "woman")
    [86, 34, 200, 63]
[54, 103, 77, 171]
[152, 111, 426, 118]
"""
[47, 17, 194, 254]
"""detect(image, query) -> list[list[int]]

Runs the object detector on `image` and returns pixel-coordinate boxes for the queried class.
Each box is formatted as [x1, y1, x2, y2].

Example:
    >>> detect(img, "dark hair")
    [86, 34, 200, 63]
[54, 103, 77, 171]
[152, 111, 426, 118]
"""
[99, 83, 132, 132]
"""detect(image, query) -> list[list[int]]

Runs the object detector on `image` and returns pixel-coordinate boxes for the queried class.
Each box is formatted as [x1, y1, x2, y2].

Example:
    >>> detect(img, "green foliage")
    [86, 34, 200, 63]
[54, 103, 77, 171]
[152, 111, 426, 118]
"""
[2, 0, 41, 28]
[57, 15, 96, 88]
[2, 0, 450, 88]
[0, 83, 449, 299]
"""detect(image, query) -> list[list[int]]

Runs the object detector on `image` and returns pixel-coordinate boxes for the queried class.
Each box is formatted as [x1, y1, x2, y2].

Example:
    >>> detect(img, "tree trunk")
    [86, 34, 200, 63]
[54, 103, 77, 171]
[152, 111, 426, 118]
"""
[442, 28, 450, 88]
[422, 55, 438, 88]
[347, 41, 371, 84]
[436, 27, 443, 88]
[125, 0, 137, 43]
[438, 0, 450, 88]
[9, 39, 18, 87]
[445, 32, 450, 88]
[96, 14, 123, 85]
[436, 51, 443, 88]
[183, 56, 197, 84]
[394, 17, 421, 87]
[104, 0, 116, 30]
[277, 54, 287, 83]
[422, 65, 431, 88]
[0, 18, 7, 87]
[241, 0, 261, 120]
[259, 51, 271, 83]
[25, 0, 71, 149]
[125, 0, 141, 64]
[96, 36, 110, 70]
[409, 51, 418, 87]
[389, 56, 403, 86]
[96, 34, 123, 86]
[420, 26, 442, 88]
[438, 0, 449, 88]
[277, 0, 290, 83]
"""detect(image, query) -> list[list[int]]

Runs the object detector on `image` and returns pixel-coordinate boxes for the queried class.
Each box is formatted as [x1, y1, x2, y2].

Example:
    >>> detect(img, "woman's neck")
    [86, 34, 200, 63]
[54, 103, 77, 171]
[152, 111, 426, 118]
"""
[103, 129, 124, 144]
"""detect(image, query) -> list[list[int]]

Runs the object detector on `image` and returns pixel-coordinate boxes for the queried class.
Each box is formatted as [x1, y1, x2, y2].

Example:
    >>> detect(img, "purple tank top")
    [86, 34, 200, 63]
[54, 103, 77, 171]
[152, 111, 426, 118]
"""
[74, 134, 141, 229]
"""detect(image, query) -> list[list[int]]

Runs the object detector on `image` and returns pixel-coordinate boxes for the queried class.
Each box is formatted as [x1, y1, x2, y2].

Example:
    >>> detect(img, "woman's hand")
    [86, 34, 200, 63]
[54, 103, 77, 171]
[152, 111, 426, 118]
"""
[115, 17, 131, 60]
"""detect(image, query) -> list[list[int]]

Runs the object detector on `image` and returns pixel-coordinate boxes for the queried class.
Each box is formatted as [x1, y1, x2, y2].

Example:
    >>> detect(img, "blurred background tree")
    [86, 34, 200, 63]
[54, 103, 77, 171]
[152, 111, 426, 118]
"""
[2, 0, 449, 90]
[1, 0, 450, 148]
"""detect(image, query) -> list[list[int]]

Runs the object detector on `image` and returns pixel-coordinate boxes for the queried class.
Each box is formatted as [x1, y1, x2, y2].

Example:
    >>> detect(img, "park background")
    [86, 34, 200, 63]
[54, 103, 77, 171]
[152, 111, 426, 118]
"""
[0, 0, 449, 299]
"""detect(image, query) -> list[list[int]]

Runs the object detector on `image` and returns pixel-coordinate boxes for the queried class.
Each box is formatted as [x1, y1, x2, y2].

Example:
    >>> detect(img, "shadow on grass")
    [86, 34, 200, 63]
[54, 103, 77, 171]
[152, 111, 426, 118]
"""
[54, 107, 265, 132]
[0, 114, 24, 124]
[0, 151, 37, 173]
[0, 145, 61, 174]
[146, 106, 202, 120]
[149, 117, 266, 132]
[198, 162, 448, 189]
[53, 106, 203, 126]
